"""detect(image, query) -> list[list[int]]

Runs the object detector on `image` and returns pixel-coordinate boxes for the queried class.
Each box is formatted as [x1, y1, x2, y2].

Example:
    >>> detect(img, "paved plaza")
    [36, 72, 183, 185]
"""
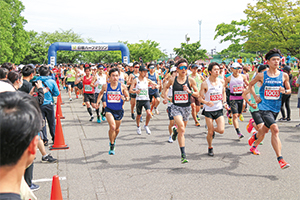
[33, 92, 300, 199]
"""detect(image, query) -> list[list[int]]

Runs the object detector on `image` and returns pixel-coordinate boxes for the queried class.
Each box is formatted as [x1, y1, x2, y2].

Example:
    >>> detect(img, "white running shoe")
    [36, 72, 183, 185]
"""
[69, 98, 72, 101]
[137, 126, 141, 135]
[168, 136, 173, 143]
[144, 125, 151, 135]
[155, 108, 159, 115]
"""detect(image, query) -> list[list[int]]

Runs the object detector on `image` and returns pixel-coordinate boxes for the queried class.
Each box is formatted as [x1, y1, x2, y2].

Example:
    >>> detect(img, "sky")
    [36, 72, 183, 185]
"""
[21, 0, 253, 57]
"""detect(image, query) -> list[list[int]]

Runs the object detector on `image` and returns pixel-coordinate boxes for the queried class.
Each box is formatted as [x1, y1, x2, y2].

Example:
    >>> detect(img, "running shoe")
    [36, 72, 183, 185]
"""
[137, 126, 141, 135]
[248, 134, 256, 146]
[237, 133, 244, 139]
[296, 123, 300, 128]
[63, 86, 66, 90]
[69, 98, 72, 101]
[228, 117, 233, 125]
[41, 154, 57, 163]
[168, 136, 173, 143]
[239, 114, 244, 122]
[89, 116, 94, 122]
[278, 118, 286, 121]
[76, 95, 78, 99]
[286, 118, 291, 121]
[101, 115, 106, 121]
[150, 111, 154, 116]
[250, 146, 260, 155]
[97, 116, 101, 123]
[131, 113, 135, 120]
[82, 102, 86, 106]
[154, 107, 159, 115]
[30, 184, 40, 192]
[208, 147, 214, 156]
[140, 116, 143, 122]
[196, 114, 200, 121]
[181, 157, 189, 164]
[172, 127, 178, 141]
[195, 121, 200, 127]
[144, 125, 151, 135]
[109, 143, 115, 155]
[247, 118, 254, 133]
[278, 159, 290, 169]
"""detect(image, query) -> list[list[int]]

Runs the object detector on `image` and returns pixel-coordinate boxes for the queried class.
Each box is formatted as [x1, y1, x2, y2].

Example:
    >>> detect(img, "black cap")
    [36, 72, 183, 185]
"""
[139, 65, 147, 71]
[283, 65, 291, 72]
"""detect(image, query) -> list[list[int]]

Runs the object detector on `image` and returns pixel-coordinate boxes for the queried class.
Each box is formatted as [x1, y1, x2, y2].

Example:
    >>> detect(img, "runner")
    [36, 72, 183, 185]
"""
[75, 63, 85, 100]
[162, 58, 199, 163]
[91, 64, 107, 123]
[75, 67, 100, 122]
[242, 65, 268, 136]
[96, 67, 129, 155]
[189, 64, 204, 126]
[199, 62, 227, 156]
[224, 63, 249, 139]
[248, 48, 291, 169]
[148, 63, 161, 115]
[161, 67, 178, 143]
[129, 65, 158, 135]
[64, 65, 76, 101]
[127, 62, 140, 120]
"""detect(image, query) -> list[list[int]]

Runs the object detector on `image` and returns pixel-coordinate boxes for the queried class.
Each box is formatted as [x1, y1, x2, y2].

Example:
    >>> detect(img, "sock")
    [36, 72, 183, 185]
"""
[96, 108, 100, 117]
[235, 128, 240, 134]
[101, 107, 105, 116]
[42, 154, 48, 159]
[87, 107, 93, 116]
[180, 147, 186, 158]
[208, 147, 213, 149]
[110, 143, 115, 150]
[154, 107, 157, 109]
[277, 156, 283, 161]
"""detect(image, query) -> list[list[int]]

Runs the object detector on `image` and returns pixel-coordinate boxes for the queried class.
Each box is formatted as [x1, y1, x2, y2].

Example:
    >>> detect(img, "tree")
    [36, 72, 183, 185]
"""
[173, 41, 208, 64]
[214, 0, 300, 59]
[0, 0, 29, 64]
[125, 40, 167, 63]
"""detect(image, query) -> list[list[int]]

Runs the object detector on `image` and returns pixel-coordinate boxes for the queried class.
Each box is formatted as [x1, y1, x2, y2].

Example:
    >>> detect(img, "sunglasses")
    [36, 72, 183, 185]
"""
[134, 67, 139, 68]
[232, 67, 241, 70]
[178, 66, 188, 70]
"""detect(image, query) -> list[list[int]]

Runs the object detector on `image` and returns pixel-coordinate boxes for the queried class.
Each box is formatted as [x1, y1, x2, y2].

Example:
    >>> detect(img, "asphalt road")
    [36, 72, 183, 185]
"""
[33, 91, 300, 200]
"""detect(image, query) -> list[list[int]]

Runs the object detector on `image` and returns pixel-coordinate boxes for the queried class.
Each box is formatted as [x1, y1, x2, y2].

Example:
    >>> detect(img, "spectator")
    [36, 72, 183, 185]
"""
[296, 74, 300, 127]
[279, 65, 293, 121]
[35, 65, 60, 146]
[0, 91, 42, 200]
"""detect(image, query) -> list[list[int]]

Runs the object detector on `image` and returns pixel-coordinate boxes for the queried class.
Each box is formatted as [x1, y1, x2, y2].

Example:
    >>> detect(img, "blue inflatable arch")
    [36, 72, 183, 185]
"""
[48, 42, 130, 66]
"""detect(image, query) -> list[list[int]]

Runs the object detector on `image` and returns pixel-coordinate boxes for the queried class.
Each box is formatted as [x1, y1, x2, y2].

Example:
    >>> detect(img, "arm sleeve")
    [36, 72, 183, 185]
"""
[37, 88, 45, 105]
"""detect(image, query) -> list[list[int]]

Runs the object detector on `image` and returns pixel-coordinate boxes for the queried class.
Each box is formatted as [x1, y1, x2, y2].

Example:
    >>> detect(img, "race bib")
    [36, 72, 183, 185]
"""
[97, 84, 103, 90]
[233, 84, 243, 94]
[138, 89, 148, 97]
[264, 86, 280, 100]
[107, 91, 121, 103]
[67, 74, 72, 78]
[84, 85, 93, 92]
[174, 91, 188, 104]
[210, 92, 222, 102]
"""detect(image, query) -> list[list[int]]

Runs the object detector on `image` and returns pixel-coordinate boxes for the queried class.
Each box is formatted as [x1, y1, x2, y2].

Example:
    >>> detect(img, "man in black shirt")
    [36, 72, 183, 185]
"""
[0, 92, 43, 200]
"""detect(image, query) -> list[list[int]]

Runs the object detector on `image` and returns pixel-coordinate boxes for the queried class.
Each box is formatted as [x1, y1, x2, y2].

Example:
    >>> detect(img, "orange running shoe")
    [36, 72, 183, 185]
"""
[195, 121, 200, 127]
[248, 133, 256, 146]
[279, 159, 290, 169]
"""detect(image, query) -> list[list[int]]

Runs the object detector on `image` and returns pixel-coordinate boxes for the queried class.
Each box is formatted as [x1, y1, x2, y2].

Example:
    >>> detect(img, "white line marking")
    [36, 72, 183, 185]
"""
[32, 177, 66, 183]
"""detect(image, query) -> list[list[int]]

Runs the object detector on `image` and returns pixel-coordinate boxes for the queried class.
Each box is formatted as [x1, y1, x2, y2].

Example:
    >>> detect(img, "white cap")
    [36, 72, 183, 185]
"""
[197, 66, 202, 70]
[18, 64, 25, 70]
[231, 62, 242, 68]
[170, 67, 177, 72]
[128, 63, 133, 67]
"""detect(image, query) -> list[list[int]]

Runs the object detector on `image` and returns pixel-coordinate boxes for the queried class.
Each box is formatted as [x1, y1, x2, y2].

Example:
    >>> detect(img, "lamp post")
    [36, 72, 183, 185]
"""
[185, 34, 190, 44]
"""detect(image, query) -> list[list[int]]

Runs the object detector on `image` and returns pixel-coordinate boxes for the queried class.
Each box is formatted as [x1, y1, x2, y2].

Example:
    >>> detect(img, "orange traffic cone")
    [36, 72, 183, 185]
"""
[50, 175, 63, 200]
[58, 93, 64, 105]
[56, 78, 61, 91]
[50, 114, 69, 150]
[55, 96, 65, 119]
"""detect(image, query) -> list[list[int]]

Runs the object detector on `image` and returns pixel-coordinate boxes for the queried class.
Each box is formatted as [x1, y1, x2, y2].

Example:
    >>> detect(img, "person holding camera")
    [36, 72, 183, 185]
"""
[35, 65, 60, 146]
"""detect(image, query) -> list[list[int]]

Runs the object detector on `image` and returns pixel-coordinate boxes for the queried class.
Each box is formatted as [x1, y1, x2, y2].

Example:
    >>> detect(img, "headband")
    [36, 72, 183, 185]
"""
[266, 53, 280, 60]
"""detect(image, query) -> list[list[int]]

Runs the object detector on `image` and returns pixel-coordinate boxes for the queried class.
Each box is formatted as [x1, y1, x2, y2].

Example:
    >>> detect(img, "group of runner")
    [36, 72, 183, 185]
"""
[52, 48, 290, 169]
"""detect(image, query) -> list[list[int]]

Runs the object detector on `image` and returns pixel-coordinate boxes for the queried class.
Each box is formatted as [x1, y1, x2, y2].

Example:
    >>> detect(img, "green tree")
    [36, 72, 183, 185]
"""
[173, 41, 208, 64]
[126, 40, 167, 63]
[0, 0, 29, 64]
[214, 0, 300, 59]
